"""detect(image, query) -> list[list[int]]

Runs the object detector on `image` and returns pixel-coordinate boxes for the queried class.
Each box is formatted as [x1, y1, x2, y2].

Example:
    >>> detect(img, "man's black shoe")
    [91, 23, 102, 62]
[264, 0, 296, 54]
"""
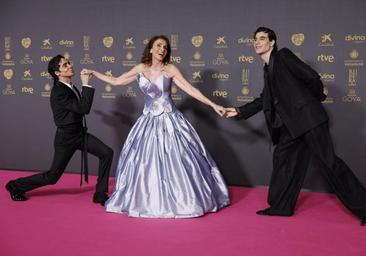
[93, 192, 109, 206]
[5, 182, 28, 201]
[256, 208, 293, 216]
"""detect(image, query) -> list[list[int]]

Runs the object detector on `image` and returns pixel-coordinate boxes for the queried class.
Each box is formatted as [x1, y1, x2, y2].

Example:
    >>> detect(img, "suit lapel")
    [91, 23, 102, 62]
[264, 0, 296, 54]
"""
[72, 85, 81, 101]
[57, 81, 80, 101]
[268, 50, 276, 83]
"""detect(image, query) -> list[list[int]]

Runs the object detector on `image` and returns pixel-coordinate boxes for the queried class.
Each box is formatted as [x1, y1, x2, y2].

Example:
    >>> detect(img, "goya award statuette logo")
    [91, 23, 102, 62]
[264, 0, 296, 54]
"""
[170, 34, 178, 50]
[237, 69, 254, 103]
[2, 84, 15, 96]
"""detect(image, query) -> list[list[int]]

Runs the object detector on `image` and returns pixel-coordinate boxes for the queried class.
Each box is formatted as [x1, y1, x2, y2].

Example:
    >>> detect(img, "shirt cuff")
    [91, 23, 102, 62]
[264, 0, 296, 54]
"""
[82, 84, 92, 88]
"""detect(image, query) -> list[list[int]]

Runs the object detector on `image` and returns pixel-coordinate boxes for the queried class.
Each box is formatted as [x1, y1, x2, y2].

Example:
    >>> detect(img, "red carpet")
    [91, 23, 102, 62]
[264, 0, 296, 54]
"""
[1, 170, 365, 256]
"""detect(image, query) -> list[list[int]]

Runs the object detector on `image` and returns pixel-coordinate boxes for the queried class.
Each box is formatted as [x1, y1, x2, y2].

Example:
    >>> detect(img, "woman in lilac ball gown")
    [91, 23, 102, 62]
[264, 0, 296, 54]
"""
[82, 35, 230, 218]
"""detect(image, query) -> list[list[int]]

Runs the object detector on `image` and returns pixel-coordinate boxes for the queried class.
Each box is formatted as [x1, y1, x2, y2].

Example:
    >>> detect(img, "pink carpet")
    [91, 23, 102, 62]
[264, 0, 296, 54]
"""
[1, 170, 365, 256]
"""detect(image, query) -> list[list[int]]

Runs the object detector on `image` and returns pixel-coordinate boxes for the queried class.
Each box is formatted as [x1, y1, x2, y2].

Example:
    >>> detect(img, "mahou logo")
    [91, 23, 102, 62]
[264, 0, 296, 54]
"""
[3, 69, 13, 79]
[291, 33, 305, 46]
[192, 35, 203, 47]
[103, 37, 114, 48]
[21, 37, 31, 48]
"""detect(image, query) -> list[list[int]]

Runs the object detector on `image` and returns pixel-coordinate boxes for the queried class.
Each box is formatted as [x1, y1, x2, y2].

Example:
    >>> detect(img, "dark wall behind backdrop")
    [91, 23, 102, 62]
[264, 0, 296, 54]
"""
[1, 0, 365, 191]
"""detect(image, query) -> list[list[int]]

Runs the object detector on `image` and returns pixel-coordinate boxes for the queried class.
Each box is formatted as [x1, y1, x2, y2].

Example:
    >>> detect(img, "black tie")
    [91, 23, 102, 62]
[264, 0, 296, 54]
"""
[72, 85, 81, 101]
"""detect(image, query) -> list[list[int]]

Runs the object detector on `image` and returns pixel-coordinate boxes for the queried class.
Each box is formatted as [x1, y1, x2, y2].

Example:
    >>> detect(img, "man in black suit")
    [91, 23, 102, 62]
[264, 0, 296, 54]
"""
[226, 27, 366, 225]
[5, 55, 113, 206]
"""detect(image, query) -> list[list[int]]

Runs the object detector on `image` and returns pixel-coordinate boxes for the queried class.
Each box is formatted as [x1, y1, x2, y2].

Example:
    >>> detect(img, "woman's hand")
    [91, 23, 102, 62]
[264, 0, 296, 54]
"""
[212, 104, 226, 117]
[80, 68, 94, 75]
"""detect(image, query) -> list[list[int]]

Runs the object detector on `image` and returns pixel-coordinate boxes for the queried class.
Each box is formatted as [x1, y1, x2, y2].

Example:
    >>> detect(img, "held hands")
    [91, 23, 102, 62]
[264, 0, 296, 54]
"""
[212, 105, 239, 118]
[212, 104, 226, 117]
[80, 68, 93, 85]
[80, 68, 94, 75]
[224, 107, 239, 118]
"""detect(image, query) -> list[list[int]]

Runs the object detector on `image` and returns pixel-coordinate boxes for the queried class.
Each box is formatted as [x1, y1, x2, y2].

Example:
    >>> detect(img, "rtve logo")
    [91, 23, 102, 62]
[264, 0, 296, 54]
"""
[41, 56, 53, 62]
[238, 55, 254, 63]
[212, 90, 228, 98]
[101, 56, 115, 63]
[317, 54, 334, 63]
[170, 55, 182, 64]
[22, 86, 34, 94]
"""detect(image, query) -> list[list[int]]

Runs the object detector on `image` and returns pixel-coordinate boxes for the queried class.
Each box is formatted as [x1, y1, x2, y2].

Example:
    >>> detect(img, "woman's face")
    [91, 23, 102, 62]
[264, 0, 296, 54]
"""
[150, 38, 168, 62]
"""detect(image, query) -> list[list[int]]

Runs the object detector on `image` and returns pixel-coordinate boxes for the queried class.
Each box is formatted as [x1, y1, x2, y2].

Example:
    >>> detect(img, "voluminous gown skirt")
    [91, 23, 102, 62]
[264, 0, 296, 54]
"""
[105, 109, 230, 218]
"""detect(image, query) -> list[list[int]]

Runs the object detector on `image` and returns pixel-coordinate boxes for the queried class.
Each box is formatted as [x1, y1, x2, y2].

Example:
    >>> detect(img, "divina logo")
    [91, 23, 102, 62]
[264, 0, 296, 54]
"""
[59, 40, 74, 47]
[212, 73, 229, 80]
[40, 71, 51, 78]
[238, 37, 254, 45]
[345, 34, 366, 42]
[319, 73, 335, 81]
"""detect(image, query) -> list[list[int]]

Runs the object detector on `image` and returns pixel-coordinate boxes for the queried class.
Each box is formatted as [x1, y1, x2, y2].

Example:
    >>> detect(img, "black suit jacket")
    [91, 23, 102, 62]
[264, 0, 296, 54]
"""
[237, 48, 328, 144]
[50, 81, 95, 145]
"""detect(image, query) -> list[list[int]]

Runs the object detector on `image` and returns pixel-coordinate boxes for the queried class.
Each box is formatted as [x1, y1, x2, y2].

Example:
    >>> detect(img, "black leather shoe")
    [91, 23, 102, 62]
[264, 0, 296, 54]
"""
[93, 192, 109, 206]
[361, 217, 365, 226]
[256, 208, 272, 215]
[5, 182, 28, 201]
[256, 208, 293, 216]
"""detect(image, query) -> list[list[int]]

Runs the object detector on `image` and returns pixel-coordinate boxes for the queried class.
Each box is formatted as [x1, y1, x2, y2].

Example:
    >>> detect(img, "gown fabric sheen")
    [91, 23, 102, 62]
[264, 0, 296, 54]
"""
[105, 73, 230, 218]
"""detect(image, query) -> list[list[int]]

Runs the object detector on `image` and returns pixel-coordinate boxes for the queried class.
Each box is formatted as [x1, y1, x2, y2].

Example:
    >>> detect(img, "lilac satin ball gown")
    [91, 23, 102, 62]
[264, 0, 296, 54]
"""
[105, 73, 230, 218]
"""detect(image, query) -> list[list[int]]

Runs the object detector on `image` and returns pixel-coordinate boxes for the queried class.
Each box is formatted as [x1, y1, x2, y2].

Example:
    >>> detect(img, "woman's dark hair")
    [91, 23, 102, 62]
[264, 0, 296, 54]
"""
[254, 27, 278, 52]
[141, 35, 171, 65]
[48, 54, 64, 81]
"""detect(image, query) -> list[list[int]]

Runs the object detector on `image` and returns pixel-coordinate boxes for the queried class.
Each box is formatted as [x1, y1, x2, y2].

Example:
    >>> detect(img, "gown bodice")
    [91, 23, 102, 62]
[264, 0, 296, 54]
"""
[137, 72, 177, 116]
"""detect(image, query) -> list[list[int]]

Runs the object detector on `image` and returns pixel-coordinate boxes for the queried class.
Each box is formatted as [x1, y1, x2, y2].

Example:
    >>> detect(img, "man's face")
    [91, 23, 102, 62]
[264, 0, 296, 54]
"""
[56, 58, 74, 78]
[253, 32, 274, 56]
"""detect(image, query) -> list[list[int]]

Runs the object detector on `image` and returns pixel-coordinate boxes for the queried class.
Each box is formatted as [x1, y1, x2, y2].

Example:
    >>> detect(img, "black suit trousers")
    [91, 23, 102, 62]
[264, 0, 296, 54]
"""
[268, 122, 366, 218]
[12, 130, 113, 194]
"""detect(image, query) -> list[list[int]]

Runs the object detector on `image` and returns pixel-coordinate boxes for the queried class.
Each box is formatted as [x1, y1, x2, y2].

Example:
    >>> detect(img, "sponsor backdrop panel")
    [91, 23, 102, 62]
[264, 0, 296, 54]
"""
[1, 0, 365, 191]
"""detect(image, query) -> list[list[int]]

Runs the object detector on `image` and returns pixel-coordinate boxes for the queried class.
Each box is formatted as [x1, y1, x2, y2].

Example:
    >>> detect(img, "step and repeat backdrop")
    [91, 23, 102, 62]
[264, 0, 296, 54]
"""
[1, 0, 365, 191]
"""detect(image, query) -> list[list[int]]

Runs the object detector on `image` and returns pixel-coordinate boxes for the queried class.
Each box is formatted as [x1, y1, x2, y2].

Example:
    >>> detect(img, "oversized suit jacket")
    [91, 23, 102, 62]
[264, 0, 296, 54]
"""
[50, 81, 95, 145]
[237, 48, 328, 144]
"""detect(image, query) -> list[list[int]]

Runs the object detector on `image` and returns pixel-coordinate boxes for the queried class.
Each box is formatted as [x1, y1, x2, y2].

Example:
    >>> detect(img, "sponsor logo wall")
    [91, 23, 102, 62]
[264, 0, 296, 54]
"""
[0, 0, 365, 190]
